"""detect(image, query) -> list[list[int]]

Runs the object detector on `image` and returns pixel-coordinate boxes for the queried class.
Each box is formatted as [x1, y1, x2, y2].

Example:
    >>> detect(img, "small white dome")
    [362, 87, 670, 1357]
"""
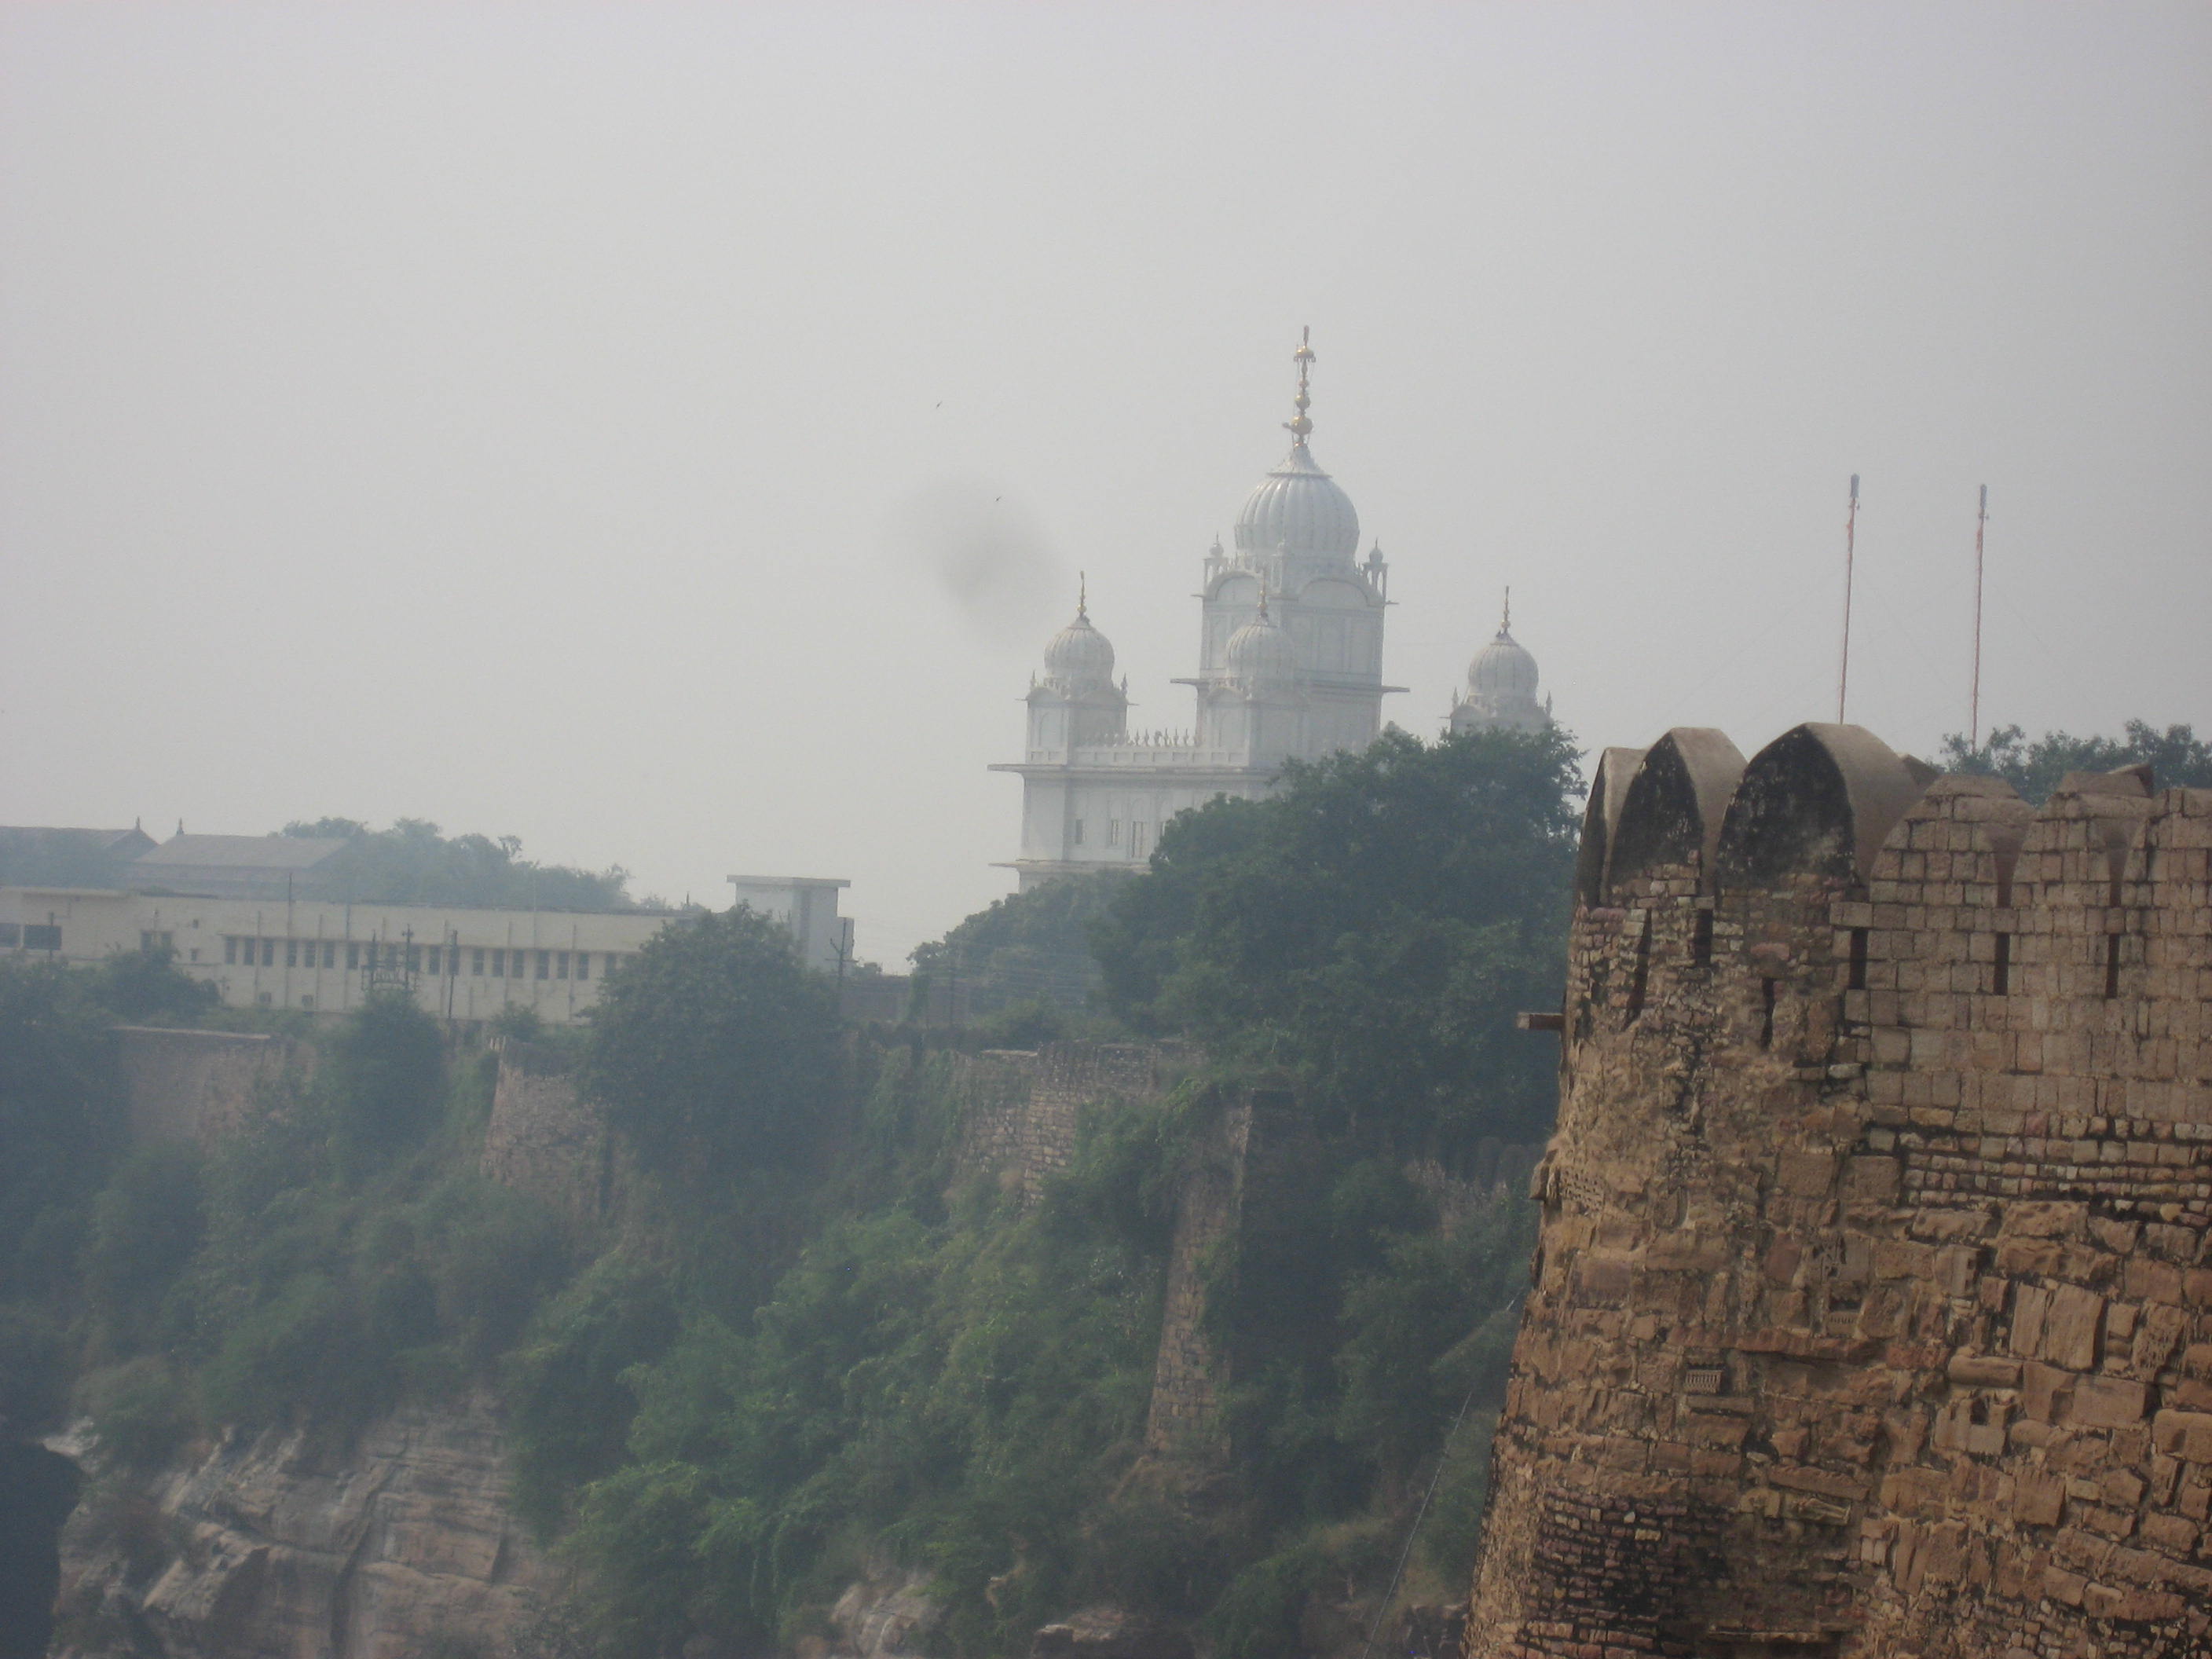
[1225, 605, 1299, 687]
[1234, 445, 1361, 565]
[1470, 628, 1540, 698]
[1043, 609, 1115, 687]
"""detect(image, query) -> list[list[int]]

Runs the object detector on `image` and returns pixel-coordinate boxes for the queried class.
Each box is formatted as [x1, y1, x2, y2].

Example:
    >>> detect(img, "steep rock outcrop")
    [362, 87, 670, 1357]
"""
[52, 1394, 553, 1658]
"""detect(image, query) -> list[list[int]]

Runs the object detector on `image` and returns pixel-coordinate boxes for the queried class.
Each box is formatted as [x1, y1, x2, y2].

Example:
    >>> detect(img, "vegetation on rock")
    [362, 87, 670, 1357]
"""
[910, 870, 1133, 1018]
[9, 727, 1579, 1659]
[1092, 725, 1582, 1149]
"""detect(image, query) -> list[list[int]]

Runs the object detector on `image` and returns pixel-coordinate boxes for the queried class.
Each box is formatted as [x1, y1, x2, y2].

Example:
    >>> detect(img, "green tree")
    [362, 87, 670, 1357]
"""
[323, 991, 446, 1173]
[83, 943, 220, 1024]
[910, 872, 1133, 1016]
[1092, 726, 1582, 1151]
[0, 959, 123, 1302]
[83, 1142, 207, 1354]
[1940, 720, 2211, 803]
[581, 909, 844, 1193]
[505, 1254, 679, 1534]
[567, 1093, 1185, 1659]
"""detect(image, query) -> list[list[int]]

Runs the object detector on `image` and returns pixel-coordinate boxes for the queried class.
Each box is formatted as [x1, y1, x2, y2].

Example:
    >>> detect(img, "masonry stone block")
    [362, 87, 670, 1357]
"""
[1467, 736, 2212, 1657]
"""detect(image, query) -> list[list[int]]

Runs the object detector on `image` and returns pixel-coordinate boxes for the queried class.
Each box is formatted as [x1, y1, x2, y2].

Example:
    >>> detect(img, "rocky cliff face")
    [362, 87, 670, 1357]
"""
[50, 1394, 555, 1659]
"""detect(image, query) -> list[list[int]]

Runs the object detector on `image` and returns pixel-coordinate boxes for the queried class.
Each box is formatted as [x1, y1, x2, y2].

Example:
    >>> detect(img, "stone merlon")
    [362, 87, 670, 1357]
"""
[1469, 722, 2212, 1658]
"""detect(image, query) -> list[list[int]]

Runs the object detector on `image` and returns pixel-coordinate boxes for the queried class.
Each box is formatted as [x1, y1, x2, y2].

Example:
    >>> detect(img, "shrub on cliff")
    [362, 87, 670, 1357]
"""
[324, 991, 447, 1173]
[505, 1254, 679, 1535]
[0, 958, 123, 1304]
[1091, 725, 1581, 1151]
[76, 1356, 197, 1468]
[580, 907, 843, 1192]
[910, 870, 1133, 1017]
[82, 1142, 207, 1357]
[81, 943, 221, 1024]
[562, 1075, 1189, 1657]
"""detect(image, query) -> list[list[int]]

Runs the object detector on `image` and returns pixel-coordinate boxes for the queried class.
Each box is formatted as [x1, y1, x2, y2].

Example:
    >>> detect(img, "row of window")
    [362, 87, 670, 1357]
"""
[222, 936, 623, 980]
[0, 923, 63, 950]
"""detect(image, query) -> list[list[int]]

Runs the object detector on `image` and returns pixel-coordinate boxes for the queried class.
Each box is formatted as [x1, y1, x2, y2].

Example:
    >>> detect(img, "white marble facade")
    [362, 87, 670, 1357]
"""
[995, 333, 1553, 890]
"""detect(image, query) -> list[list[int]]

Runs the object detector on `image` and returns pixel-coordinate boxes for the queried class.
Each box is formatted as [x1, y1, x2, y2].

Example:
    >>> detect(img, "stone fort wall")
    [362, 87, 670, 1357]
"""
[950, 1041, 1192, 1199]
[480, 1037, 609, 1224]
[115, 1024, 303, 1145]
[1467, 723, 2212, 1658]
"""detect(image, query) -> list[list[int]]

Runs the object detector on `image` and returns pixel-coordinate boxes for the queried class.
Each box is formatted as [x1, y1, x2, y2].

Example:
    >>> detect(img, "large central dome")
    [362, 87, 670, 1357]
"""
[1233, 445, 1361, 563]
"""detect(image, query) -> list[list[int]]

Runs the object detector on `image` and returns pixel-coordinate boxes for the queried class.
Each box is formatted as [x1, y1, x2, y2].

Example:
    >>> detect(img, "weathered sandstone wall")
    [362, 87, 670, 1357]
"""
[951, 1042, 1192, 1200]
[480, 1036, 606, 1224]
[114, 1027, 300, 1147]
[1468, 724, 2212, 1657]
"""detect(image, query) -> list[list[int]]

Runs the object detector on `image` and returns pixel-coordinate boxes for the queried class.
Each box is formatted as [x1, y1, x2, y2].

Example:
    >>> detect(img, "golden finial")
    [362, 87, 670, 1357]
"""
[1501, 585, 1511, 634]
[1284, 325, 1316, 445]
[1078, 570, 1088, 619]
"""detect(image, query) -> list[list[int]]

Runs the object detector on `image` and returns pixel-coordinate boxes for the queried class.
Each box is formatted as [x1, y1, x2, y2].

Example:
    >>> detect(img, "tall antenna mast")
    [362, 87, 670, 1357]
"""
[1969, 484, 1988, 748]
[1837, 474, 1860, 723]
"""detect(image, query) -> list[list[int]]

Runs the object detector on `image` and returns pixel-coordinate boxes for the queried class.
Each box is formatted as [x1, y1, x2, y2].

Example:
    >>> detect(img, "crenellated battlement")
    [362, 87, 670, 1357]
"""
[1470, 723, 2212, 1659]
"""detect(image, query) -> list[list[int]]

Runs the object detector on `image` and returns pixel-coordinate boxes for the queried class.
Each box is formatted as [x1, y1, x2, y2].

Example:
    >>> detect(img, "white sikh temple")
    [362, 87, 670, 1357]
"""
[994, 331, 1551, 889]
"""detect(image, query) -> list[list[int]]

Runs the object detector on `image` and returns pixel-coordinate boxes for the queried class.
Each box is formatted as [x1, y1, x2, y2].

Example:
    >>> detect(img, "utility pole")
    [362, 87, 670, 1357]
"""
[1970, 484, 1989, 749]
[1837, 474, 1860, 723]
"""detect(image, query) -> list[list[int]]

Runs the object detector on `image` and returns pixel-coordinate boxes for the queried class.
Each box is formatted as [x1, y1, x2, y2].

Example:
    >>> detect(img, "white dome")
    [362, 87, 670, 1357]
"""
[1043, 610, 1115, 687]
[1225, 606, 1299, 687]
[1234, 445, 1360, 565]
[1470, 628, 1539, 698]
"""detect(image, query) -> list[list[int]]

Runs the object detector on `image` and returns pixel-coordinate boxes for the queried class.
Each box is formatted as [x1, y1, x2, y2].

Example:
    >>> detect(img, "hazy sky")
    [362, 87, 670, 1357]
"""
[4, 3, 2207, 963]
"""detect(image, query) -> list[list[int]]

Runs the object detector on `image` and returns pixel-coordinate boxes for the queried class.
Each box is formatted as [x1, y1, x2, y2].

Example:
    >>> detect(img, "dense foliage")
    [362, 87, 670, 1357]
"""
[910, 872, 1133, 1016]
[0, 962, 573, 1469]
[1092, 726, 1582, 1149]
[1939, 720, 2212, 802]
[12, 729, 1577, 1659]
[0, 958, 128, 1432]
[580, 908, 845, 1192]
[514, 729, 1571, 1656]
[514, 1048, 1536, 1659]
[556, 1060, 1188, 1657]
[282, 816, 637, 910]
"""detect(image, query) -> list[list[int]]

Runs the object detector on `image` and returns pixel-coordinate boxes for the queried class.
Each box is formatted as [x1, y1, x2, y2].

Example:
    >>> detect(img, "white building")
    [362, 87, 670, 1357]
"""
[0, 884, 676, 1026]
[3, 866, 857, 1027]
[727, 875, 853, 976]
[994, 331, 1548, 889]
[1448, 592, 1553, 737]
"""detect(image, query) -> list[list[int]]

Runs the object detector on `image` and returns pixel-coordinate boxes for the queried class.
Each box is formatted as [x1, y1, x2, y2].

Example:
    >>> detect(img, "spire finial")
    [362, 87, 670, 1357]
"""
[1078, 570, 1088, 619]
[1283, 325, 1315, 445]
[1501, 585, 1511, 634]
